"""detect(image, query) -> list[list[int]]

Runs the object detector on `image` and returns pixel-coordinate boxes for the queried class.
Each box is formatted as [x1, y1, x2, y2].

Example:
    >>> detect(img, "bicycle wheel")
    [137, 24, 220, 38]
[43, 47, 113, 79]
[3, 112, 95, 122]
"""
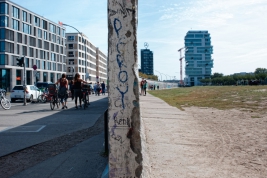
[1, 98, 11, 110]
[86, 94, 89, 108]
[50, 98, 55, 110]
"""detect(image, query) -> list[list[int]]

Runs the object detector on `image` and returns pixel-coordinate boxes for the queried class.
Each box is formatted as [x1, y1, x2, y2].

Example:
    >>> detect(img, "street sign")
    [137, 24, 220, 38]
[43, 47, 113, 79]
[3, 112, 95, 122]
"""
[33, 65, 37, 70]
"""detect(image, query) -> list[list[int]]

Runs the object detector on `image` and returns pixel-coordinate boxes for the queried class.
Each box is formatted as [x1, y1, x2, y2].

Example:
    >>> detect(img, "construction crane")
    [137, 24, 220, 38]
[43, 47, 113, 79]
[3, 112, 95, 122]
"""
[178, 47, 185, 86]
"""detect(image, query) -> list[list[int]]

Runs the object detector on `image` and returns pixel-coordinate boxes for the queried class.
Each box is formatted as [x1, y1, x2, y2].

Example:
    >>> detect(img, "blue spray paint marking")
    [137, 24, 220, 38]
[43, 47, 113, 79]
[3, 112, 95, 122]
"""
[118, 71, 128, 83]
[116, 86, 128, 109]
[117, 54, 126, 69]
[114, 18, 122, 38]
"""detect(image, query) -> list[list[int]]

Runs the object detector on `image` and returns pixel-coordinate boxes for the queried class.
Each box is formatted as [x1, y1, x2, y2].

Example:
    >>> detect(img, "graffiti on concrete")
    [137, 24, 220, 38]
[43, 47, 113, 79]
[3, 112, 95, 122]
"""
[108, 0, 142, 177]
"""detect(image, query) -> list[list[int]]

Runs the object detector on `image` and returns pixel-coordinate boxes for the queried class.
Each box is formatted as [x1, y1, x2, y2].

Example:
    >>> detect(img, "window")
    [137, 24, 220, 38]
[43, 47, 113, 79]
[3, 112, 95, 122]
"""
[12, 6, 19, 19]
[57, 27, 60, 35]
[25, 58, 29, 67]
[22, 46, 27, 56]
[0, 29, 14, 41]
[0, 54, 7, 65]
[51, 34, 56, 43]
[43, 20, 47, 30]
[17, 32, 22, 43]
[51, 43, 54, 51]
[51, 53, 56, 61]
[4, 42, 14, 53]
[24, 35, 27, 44]
[29, 47, 33, 57]
[68, 44, 73, 49]
[50, 23, 56, 33]
[68, 36, 74, 41]
[56, 45, 59, 53]
[17, 44, 19, 54]
[0, 3, 9, 14]
[68, 59, 74, 65]
[12, 19, 19, 30]
[47, 62, 51, 70]
[0, 16, 8, 27]
[43, 72, 47, 82]
[44, 41, 49, 50]
[23, 23, 31, 35]
[36, 49, 38, 58]
[34, 16, 40, 27]
[29, 14, 32, 23]
[68, 51, 74, 57]
[44, 31, 47, 40]
[29, 37, 36, 47]
[40, 50, 43, 59]
[36, 59, 40, 69]
[38, 39, 42, 48]
[38, 29, 42, 38]
[62, 29, 65, 37]
[0, 42, 5, 52]
[22, 11, 27, 22]
[57, 37, 60, 44]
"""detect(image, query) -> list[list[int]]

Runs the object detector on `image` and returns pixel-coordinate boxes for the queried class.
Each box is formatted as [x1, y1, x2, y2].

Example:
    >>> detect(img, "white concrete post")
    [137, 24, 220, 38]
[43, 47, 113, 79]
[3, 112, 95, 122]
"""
[108, 0, 143, 177]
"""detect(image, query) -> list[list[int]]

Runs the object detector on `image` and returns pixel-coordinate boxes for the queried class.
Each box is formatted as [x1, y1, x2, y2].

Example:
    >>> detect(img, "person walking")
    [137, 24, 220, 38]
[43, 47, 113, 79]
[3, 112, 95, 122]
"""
[143, 80, 148, 96]
[140, 78, 145, 95]
[73, 73, 89, 109]
[96, 82, 101, 96]
[55, 73, 68, 109]
[94, 83, 97, 96]
[101, 81, 106, 95]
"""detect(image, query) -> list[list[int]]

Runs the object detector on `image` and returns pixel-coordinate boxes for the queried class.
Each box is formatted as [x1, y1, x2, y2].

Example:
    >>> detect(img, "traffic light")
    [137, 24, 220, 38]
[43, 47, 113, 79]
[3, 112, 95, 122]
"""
[17, 57, 24, 67]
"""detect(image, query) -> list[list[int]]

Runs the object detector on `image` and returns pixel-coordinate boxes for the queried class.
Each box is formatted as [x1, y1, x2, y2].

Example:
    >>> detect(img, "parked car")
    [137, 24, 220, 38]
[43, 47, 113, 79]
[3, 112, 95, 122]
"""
[10, 85, 43, 102]
[36, 82, 53, 92]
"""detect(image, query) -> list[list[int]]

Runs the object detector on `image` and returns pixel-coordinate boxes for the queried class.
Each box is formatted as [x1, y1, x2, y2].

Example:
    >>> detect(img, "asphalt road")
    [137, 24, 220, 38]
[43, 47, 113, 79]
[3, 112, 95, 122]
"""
[0, 94, 108, 157]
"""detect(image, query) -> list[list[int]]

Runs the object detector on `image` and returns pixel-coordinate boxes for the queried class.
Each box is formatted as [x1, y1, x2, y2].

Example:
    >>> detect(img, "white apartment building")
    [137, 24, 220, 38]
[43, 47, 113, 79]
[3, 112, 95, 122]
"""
[65, 33, 107, 83]
[0, 0, 66, 91]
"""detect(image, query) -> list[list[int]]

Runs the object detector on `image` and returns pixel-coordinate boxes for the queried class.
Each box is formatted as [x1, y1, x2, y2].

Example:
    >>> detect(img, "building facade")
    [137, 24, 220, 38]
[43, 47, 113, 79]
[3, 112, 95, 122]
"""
[65, 33, 107, 83]
[141, 49, 153, 75]
[0, 0, 66, 91]
[184, 30, 214, 86]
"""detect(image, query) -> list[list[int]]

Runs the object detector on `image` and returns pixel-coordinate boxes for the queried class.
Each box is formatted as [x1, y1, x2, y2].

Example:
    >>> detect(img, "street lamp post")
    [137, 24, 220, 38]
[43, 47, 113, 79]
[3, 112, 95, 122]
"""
[162, 73, 168, 81]
[155, 70, 162, 81]
[61, 23, 88, 81]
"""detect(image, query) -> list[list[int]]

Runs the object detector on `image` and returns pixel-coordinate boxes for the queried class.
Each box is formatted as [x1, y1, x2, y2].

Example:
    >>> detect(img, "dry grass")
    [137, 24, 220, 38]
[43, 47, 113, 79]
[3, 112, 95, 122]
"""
[149, 86, 267, 113]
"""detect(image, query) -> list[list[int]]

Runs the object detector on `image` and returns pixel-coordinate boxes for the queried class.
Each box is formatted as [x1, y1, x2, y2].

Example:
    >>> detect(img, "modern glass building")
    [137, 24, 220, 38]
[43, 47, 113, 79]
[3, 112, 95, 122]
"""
[0, 0, 66, 91]
[141, 49, 153, 75]
[184, 31, 214, 86]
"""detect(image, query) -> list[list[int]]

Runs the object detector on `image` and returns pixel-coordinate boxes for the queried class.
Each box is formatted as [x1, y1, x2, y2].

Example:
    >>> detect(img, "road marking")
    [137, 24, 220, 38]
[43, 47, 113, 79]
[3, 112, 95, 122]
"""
[2, 125, 46, 133]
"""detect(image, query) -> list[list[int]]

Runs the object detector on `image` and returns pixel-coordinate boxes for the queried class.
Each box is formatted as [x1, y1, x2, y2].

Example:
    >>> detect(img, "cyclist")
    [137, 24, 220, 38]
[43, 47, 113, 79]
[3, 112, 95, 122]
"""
[55, 73, 68, 109]
[73, 73, 90, 109]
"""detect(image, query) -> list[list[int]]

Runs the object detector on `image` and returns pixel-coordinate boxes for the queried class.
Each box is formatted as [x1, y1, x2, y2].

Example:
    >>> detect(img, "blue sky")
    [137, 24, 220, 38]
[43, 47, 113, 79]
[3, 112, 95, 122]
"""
[12, 0, 267, 79]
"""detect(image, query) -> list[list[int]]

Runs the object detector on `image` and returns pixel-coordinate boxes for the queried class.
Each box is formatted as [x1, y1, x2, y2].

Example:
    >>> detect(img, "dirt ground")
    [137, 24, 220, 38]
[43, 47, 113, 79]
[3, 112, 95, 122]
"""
[142, 98, 267, 177]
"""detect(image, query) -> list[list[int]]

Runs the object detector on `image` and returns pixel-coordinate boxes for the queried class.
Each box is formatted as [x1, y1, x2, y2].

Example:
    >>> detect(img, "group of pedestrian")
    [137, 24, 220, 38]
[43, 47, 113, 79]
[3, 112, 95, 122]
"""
[55, 73, 106, 110]
[140, 78, 148, 96]
[93, 82, 106, 96]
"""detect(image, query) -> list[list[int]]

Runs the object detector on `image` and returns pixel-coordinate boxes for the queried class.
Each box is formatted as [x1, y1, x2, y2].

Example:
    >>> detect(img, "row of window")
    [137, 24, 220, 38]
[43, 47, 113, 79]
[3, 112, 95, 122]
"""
[0, 2, 65, 36]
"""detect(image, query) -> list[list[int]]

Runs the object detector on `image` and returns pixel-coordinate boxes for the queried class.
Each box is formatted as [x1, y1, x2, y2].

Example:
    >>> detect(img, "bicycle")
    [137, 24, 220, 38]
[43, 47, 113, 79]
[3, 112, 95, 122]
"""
[0, 89, 11, 110]
[82, 84, 91, 109]
[47, 84, 60, 110]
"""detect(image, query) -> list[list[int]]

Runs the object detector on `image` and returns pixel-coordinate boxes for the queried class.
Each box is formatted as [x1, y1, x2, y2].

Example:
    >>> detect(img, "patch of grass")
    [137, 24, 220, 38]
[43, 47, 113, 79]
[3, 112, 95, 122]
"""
[148, 86, 267, 113]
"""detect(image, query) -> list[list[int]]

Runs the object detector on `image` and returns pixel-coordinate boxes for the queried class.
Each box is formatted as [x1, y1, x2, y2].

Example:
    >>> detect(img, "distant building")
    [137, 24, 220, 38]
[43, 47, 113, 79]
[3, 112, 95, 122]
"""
[65, 33, 107, 83]
[141, 49, 153, 75]
[184, 31, 214, 86]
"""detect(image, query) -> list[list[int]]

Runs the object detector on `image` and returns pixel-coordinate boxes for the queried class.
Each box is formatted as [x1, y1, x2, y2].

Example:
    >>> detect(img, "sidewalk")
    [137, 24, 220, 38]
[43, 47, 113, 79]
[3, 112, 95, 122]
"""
[140, 93, 193, 177]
